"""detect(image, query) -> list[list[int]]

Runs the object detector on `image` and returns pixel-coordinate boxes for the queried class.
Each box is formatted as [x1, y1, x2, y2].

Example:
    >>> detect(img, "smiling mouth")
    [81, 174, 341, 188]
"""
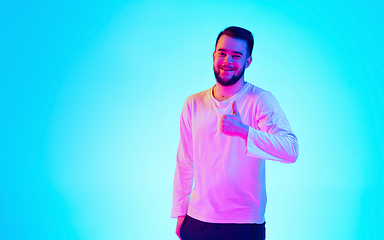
[220, 67, 235, 71]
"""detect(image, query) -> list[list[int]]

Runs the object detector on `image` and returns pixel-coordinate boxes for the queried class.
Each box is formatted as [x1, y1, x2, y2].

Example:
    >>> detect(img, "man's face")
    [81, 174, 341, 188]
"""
[213, 35, 252, 86]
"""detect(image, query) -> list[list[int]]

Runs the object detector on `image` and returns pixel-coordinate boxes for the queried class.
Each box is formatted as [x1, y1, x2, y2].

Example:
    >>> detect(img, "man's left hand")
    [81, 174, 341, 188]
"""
[220, 101, 249, 141]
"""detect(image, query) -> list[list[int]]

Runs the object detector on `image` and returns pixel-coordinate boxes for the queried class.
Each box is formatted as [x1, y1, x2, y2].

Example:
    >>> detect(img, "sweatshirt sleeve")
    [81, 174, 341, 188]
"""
[171, 99, 194, 218]
[246, 91, 299, 163]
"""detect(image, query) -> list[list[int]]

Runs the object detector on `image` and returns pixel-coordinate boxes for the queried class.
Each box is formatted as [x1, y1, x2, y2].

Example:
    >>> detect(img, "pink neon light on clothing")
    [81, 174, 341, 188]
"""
[172, 82, 298, 223]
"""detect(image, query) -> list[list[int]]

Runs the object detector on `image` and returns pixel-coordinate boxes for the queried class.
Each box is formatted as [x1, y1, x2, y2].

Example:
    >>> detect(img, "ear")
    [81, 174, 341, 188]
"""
[213, 51, 216, 63]
[245, 56, 252, 69]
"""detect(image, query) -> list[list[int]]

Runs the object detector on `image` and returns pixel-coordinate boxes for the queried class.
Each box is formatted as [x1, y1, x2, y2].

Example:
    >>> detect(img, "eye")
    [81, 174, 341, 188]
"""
[233, 55, 241, 59]
[218, 52, 226, 57]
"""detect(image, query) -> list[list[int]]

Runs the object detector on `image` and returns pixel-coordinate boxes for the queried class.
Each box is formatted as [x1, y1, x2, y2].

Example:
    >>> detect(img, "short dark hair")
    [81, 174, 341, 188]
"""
[215, 26, 254, 57]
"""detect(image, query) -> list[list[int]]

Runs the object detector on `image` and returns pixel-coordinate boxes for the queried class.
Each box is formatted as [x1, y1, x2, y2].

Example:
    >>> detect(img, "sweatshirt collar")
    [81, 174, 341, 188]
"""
[210, 82, 250, 109]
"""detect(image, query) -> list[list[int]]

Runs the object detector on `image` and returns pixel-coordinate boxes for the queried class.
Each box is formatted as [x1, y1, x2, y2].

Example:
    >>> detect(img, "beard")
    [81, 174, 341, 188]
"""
[214, 63, 246, 87]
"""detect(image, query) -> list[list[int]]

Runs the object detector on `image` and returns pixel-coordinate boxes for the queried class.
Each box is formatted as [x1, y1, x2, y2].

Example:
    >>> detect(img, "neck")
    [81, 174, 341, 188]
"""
[213, 79, 246, 101]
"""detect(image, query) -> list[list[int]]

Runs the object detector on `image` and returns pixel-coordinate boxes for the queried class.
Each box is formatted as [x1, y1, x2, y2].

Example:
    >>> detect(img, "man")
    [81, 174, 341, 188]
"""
[172, 26, 299, 240]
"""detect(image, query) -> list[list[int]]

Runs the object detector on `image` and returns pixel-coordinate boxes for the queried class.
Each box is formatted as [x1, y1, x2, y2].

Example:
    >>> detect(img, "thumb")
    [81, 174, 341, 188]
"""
[232, 101, 240, 116]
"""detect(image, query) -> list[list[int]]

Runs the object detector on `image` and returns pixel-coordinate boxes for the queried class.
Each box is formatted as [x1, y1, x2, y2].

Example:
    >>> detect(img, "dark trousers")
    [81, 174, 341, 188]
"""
[180, 215, 266, 240]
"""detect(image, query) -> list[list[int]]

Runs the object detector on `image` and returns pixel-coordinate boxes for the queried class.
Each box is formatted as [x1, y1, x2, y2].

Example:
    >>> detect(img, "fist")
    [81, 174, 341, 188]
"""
[220, 101, 249, 140]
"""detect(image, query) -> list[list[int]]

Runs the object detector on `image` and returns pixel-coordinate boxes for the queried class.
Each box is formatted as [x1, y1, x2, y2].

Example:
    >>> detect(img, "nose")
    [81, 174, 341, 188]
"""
[224, 55, 233, 64]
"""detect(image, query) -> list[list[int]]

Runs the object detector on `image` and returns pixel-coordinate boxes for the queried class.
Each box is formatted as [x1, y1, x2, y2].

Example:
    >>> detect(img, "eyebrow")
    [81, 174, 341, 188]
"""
[217, 48, 243, 56]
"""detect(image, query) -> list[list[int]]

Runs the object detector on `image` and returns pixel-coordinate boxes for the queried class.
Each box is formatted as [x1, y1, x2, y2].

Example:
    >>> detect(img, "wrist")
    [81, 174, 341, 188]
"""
[241, 125, 249, 141]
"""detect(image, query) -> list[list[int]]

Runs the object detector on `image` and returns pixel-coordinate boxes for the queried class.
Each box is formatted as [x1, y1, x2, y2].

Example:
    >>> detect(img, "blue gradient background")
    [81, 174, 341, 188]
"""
[1, 1, 383, 239]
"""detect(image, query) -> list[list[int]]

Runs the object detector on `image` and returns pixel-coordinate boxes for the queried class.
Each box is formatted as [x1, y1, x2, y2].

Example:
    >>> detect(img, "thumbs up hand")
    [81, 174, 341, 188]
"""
[220, 101, 249, 140]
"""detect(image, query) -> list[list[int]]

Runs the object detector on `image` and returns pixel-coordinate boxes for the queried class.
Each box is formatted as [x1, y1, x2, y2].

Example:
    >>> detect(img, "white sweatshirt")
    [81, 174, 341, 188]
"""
[171, 82, 299, 223]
